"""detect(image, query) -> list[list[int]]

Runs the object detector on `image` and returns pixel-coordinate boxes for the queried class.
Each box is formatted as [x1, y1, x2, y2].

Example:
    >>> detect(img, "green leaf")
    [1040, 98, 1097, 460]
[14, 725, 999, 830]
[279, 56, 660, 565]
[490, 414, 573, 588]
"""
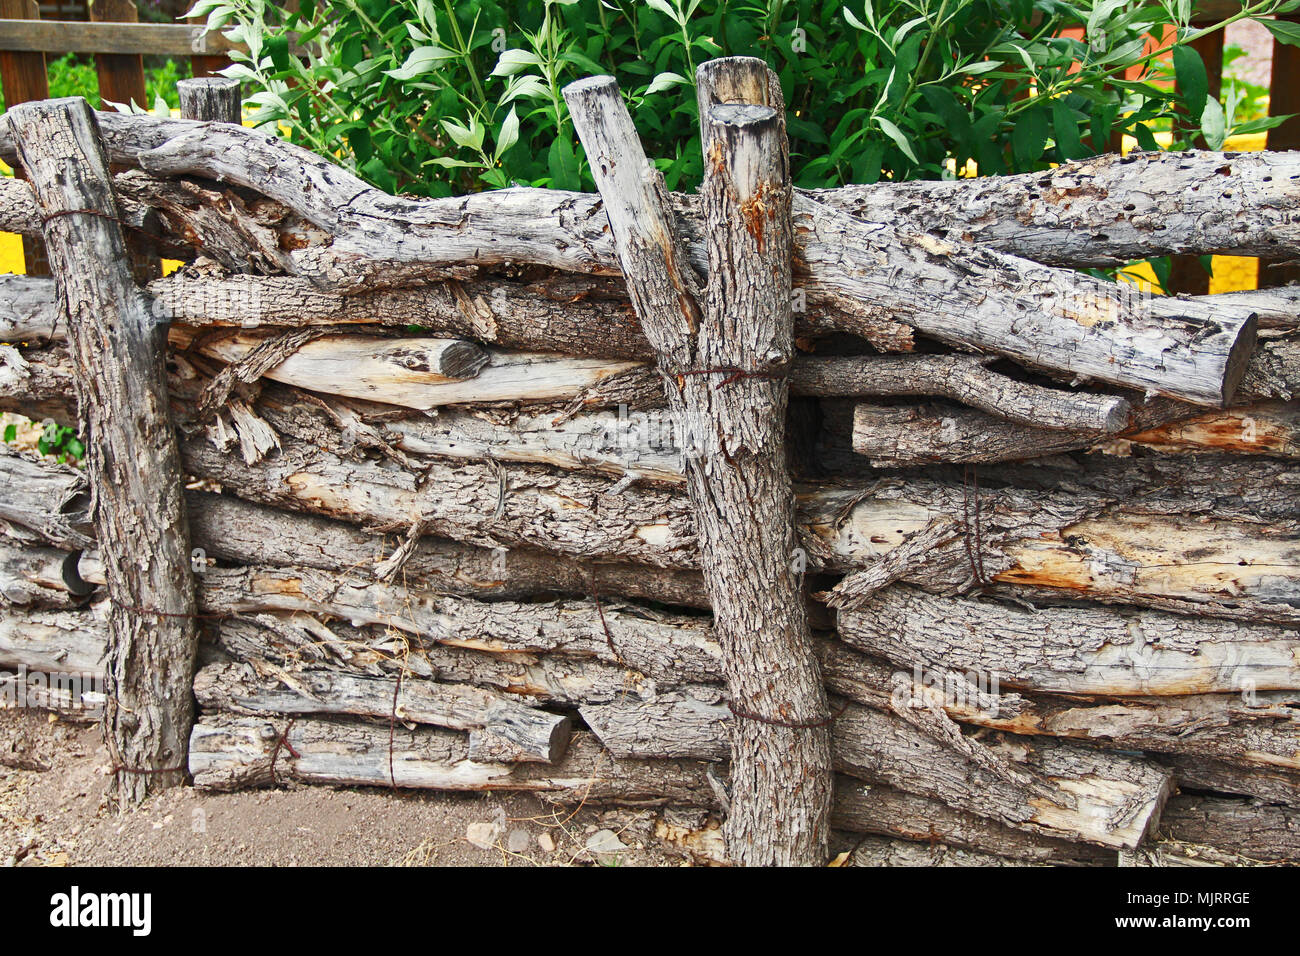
[645, 71, 688, 95]
[265, 34, 291, 75]
[2, 424, 15, 443]
[441, 117, 483, 152]
[1172, 44, 1208, 120]
[495, 106, 520, 160]
[842, 6, 870, 33]
[492, 49, 541, 77]
[954, 59, 1005, 76]
[386, 45, 456, 81]
[1261, 18, 1300, 48]
[874, 116, 919, 163]
[548, 135, 581, 191]
[1201, 97, 1227, 149]
[1011, 105, 1049, 168]
[1051, 100, 1088, 160]
[1132, 122, 1160, 151]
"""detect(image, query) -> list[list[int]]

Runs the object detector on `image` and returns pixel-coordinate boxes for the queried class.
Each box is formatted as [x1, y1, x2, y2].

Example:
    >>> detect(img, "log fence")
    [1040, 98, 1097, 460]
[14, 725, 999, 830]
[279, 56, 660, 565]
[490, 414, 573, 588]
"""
[0, 53, 1297, 864]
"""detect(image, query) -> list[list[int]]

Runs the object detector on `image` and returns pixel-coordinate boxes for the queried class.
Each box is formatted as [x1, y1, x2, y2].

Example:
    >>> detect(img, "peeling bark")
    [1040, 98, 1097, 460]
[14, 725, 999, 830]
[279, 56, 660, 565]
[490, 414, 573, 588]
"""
[7, 98, 198, 803]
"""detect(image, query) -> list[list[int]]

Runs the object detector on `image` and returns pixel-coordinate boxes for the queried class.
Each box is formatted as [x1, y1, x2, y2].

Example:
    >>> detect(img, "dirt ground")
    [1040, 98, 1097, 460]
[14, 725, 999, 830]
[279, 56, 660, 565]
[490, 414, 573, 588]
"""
[0, 709, 698, 867]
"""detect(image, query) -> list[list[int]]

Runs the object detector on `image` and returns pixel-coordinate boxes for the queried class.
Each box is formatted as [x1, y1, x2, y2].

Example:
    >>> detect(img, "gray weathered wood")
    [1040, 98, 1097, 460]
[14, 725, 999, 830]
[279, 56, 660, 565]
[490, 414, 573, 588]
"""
[172, 431, 1300, 623]
[0, 538, 93, 609]
[578, 694, 1171, 849]
[0, 111, 1262, 404]
[177, 76, 240, 124]
[837, 585, 1300, 696]
[193, 660, 572, 763]
[567, 70, 832, 866]
[5, 114, 1300, 269]
[847, 398, 1300, 467]
[189, 716, 718, 806]
[832, 779, 1113, 866]
[3, 275, 1142, 432]
[1159, 794, 1300, 862]
[6, 97, 198, 804]
[817, 638, 1300, 774]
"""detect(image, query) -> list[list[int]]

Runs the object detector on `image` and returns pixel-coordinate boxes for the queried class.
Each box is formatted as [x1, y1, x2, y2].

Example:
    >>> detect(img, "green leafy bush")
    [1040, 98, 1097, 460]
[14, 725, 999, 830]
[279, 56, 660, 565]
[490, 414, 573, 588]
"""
[192, 0, 1298, 197]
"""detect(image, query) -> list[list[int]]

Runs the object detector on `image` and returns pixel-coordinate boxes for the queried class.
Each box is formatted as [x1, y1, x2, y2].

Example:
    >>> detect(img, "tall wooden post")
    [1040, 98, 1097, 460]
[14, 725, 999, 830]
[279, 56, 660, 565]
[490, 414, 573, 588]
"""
[6, 97, 199, 807]
[88, 0, 158, 284]
[0, 0, 50, 277]
[177, 76, 241, 124]
[566, 66, 832, 866]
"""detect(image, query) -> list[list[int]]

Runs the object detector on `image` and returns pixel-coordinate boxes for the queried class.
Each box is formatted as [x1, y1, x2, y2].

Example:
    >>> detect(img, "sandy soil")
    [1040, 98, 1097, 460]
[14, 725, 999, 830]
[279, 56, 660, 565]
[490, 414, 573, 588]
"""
[0, 709, 696, 867]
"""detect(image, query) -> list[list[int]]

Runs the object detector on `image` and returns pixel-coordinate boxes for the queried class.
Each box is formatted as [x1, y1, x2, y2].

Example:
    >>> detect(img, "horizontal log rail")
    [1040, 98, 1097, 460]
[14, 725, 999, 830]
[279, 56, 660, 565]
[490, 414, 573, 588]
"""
[0, 114, 1287, 403]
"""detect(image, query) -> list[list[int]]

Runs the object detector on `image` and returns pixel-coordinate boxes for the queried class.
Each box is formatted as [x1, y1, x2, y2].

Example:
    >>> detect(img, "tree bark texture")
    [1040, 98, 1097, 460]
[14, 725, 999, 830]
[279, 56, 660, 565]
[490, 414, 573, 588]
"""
[566, 72, 831, 865]
[6, 98, 199, 804]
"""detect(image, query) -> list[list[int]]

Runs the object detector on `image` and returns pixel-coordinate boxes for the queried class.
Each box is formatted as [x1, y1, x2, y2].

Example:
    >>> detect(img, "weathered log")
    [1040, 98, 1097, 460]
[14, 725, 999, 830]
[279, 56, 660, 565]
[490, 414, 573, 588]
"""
[818, 639, 1300, 774]
[0, 603, 106, 674]
[176, 76, 240, 125]
[186, 490, 710, 609]
[186, 711, 1166, 856]
[792, 354, 1130, 432]
[837, 585, 1300, 696]
[1, 279, 1136, 431]
[0, 444, 91, 549]
[815, 149, 1300, 269]
[208, 601, 1300, 777]
[0, 111, 1261, 404]
[847, 398, 1299, 467]
[793, 197, 1256, 406]
[578, 694, 1171, 848]
[174, 431, 1300, 622]
[1159, 794, 1300, 862]
[832, 778, 1113, 866]
[189, 716, 718, 807]
[0, 343, 77, 425]
[839, 836, 1041, 867]
[196, 565, 721, 685]
[7, 406, 1295, 624]
[0, 666, 103, 720]
[8, 98, 200, 803]
[0, 538, 93, 608]
[568, 71, 833, 865]
[1120, 841, 1284, 867]
[7, 114, 1300, 268]
[192, 660, 572, 763]
[1156, 754, 1300, 806]
[182, 332, 635, 409]
[1120, 402, 1299, 458]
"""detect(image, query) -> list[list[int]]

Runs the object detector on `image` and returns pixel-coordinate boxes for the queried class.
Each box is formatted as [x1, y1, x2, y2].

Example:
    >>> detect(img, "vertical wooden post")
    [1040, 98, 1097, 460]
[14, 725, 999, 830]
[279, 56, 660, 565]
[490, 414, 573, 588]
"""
[1263, 17, 1300, 289]
[177, 76, 241, 124]
[0, 0, 50, 277]
[6, 97, 199, 807]
[1169, 30, 1224, 296]
[88, 0, 158, 284]
[566, 68, 832, 866]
